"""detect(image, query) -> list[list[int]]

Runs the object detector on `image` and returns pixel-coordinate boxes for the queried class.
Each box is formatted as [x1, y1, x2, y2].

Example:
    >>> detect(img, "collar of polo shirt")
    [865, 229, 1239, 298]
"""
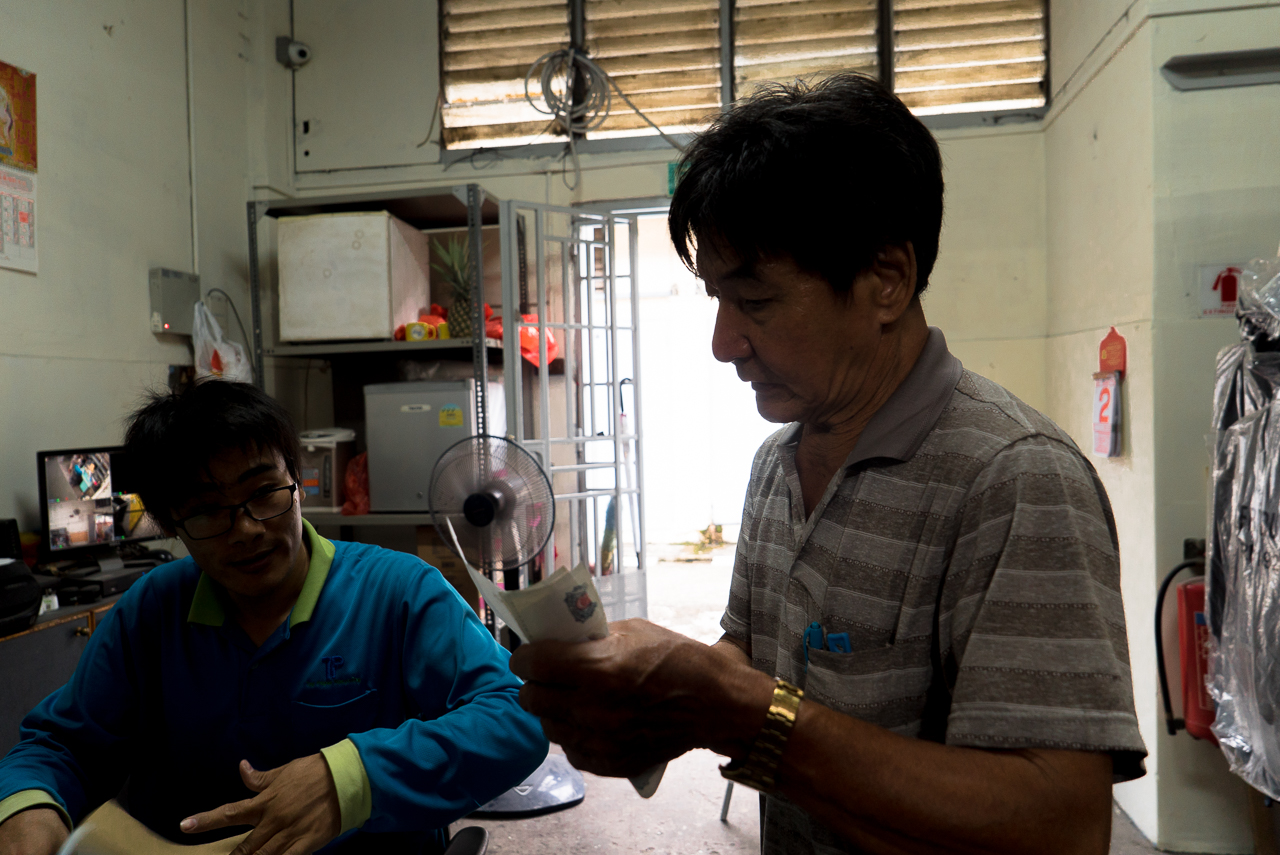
[187, 519, 335, 627]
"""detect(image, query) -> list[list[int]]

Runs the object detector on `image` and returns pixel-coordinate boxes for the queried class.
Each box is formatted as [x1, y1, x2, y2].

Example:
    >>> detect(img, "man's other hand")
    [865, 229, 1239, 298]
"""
[180, 755, 340, 855]
[0, 808, 69, 855]
[509, 618, 773, 778]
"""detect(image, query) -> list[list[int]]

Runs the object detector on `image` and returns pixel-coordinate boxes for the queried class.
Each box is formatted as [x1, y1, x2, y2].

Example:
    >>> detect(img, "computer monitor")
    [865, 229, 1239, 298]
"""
[37, 446, 166, 568]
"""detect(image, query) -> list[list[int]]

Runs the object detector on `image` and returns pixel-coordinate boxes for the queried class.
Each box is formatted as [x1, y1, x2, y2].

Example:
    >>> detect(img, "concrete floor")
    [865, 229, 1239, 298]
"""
[453, 545, 1170, 854]
[453, 746, 760, 855]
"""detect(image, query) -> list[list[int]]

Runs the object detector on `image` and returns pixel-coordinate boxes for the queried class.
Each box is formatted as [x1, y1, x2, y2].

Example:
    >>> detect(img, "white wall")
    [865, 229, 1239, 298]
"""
[1147, 7, 1280, 850]
[0, 1, 252, 532]
[925, 126, 1048, 410]
[1044, 24, 1161, 836]
[1041, 1, 1280, 849]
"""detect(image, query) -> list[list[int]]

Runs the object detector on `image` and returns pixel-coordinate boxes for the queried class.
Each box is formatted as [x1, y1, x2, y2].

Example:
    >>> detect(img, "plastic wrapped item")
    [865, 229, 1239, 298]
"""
[1207, 256, 1280, 798]
[1236, 258, 1280, 343]
[193, 301, 252, 384]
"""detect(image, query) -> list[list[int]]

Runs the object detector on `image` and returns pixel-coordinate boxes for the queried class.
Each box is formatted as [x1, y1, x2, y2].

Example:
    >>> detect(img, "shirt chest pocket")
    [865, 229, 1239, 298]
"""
[291, 688, 381, 748]
[802, 641, 933, 734]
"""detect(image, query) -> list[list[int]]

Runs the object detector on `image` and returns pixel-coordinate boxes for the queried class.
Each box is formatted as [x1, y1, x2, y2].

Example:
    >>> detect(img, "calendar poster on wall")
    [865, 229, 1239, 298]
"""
[0, 59, 36, 273]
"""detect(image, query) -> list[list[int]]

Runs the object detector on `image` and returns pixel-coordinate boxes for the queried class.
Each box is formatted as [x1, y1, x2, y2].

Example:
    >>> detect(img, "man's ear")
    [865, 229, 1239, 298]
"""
[866, 242, 918, 321]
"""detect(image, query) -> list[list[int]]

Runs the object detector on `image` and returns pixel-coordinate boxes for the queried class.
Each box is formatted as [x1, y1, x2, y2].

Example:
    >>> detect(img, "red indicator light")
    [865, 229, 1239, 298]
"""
[164, 323, 170, 329]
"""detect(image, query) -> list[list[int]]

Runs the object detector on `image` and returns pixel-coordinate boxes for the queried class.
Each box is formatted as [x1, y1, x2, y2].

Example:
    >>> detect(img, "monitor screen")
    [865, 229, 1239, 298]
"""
[38, 447, 166, 560]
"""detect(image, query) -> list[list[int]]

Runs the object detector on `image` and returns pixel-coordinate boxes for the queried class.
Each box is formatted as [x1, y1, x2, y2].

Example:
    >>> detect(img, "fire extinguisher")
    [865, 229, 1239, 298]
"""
[1155, 540, 1217, 742]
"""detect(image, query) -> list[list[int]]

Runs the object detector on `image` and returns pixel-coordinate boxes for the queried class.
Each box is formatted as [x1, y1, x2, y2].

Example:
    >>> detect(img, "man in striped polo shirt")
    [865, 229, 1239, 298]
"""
[513, 72, 1146, 854]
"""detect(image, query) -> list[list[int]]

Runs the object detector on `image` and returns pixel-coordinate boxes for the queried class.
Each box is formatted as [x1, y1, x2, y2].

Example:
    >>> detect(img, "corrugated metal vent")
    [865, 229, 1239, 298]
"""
[439, 0, 1047, 149]
[441, 0, 570, 149]
[734, 0, 881, 96]
[585, 0, 723, 139]
[893, 0, 1046, 115]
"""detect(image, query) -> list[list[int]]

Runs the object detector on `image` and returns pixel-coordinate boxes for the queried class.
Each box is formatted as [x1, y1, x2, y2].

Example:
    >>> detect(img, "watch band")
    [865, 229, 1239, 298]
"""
[719, 678, 804, 793]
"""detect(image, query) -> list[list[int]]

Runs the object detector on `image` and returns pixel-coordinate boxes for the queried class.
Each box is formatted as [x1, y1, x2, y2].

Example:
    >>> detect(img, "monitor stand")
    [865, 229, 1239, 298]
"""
[49, 547, 152, 600]
[48, 547, 127, 576]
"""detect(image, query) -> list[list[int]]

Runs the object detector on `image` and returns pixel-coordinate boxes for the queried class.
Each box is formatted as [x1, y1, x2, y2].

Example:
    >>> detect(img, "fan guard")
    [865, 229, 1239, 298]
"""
[428, 435, 554, 571]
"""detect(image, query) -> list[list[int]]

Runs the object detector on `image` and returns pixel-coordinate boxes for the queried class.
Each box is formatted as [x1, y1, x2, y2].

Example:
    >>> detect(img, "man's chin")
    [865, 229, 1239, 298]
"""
[220, 568, 288, 601]
[217, 554, 290, 595]
[754, 391, 799, 424]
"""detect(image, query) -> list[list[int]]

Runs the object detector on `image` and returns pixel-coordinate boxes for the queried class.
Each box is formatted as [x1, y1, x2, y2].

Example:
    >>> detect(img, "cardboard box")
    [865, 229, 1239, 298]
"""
[278, 211, 431, 341]
[416, 526, 478, 616]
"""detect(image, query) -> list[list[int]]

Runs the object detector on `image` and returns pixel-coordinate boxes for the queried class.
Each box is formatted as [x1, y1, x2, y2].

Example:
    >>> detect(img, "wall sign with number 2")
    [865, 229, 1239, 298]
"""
[1092, 327, 1126, 458]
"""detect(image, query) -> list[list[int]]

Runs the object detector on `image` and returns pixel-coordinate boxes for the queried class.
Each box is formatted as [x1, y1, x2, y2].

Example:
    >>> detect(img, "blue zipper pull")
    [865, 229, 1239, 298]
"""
[803, 621, 825, 669]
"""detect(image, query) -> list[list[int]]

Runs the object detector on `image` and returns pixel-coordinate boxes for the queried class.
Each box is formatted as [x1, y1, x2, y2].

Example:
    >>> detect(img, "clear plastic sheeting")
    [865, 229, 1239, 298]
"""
[1208, 256, 1280, 799]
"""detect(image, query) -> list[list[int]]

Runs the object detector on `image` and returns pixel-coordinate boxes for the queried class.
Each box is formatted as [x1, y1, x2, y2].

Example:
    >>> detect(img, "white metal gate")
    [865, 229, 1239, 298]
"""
[499, 201, 647, 622]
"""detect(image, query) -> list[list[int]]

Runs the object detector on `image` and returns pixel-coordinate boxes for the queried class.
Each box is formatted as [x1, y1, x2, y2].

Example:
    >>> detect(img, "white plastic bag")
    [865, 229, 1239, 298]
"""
[193, 301, 252, 384]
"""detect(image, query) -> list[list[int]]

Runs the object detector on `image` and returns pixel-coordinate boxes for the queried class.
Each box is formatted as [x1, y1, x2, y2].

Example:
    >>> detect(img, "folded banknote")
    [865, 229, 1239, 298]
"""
[444, 520, 666, 798]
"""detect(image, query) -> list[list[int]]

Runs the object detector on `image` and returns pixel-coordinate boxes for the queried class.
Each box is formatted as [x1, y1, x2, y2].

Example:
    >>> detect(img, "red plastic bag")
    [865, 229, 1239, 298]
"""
[485, 314, 504, 341]
[519, 315, 559, 366]
[341, 453, 370, 515]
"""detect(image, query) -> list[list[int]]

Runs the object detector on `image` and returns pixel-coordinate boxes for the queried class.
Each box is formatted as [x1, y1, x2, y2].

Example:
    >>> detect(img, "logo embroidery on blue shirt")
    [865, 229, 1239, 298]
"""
[304, 655, 361, 689]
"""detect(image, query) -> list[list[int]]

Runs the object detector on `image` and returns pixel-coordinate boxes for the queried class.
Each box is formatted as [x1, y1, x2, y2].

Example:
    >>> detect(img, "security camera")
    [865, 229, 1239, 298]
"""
[275, 37, 312, 70]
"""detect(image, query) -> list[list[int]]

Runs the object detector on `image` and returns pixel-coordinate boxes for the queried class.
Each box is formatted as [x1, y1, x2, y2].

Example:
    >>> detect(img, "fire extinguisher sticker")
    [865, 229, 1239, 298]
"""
[1200, 264, 1244, 318]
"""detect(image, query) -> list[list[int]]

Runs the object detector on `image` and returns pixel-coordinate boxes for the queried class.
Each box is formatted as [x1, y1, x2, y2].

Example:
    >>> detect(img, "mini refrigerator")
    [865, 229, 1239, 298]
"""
[364, 379, 505, 512]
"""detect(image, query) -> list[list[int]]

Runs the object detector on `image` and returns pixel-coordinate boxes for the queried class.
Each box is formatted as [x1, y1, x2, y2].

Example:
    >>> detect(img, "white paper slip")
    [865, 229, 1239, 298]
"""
[443, 519, 668, 798]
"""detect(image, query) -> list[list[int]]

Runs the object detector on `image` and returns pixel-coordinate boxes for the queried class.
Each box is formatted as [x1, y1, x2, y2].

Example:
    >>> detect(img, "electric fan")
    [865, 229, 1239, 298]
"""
[428, 435, 554, 572]
[428, 435, 585, 817]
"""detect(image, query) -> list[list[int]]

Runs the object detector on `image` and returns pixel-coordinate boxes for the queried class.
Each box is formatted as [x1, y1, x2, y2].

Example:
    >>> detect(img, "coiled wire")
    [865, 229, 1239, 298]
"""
[524, 47, 685, 189]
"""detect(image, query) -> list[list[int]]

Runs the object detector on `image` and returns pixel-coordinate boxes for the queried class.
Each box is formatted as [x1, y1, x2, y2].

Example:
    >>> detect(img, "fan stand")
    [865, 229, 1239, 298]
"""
[469, 538, 587, 819]
[471, 752, 585, 818]
[430, 436, 587, 820]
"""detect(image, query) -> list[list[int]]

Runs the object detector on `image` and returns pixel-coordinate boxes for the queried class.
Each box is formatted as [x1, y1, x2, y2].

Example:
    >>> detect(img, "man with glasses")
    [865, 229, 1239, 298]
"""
[0, 380, 547, 855]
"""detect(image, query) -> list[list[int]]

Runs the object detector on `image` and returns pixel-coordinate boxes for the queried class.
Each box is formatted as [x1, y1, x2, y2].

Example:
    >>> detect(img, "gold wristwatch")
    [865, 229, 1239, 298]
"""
[719, 678, 803, 793]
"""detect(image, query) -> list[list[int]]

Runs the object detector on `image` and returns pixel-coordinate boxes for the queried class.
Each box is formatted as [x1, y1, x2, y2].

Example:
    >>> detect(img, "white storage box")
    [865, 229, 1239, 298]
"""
[278, 212, 431, 341]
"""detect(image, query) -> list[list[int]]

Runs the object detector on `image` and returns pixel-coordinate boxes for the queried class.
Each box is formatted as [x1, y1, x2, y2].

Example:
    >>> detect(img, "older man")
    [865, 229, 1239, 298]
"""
[511, 73, 1146, 854]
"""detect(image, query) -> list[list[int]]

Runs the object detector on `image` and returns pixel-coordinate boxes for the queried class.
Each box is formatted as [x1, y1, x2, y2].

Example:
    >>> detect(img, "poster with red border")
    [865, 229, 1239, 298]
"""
[0, 60, 36, 173]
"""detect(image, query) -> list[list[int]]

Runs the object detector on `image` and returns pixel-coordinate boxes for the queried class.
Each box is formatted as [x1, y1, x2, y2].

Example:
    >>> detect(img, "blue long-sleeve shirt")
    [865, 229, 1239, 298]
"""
[0, 521, 547, 853]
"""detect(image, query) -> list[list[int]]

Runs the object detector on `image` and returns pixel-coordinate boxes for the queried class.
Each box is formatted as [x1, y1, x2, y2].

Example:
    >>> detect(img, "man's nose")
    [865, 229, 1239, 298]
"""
[228, 506, 267, 542]
[711, 303, 751, 364]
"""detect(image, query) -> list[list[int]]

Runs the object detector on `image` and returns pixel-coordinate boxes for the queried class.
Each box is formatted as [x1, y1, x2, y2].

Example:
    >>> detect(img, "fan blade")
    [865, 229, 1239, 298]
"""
[433, 460, 480, 504]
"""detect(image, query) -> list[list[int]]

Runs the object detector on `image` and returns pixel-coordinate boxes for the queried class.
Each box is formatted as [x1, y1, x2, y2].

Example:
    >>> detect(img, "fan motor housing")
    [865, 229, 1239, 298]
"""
[463, 491, 502, 527]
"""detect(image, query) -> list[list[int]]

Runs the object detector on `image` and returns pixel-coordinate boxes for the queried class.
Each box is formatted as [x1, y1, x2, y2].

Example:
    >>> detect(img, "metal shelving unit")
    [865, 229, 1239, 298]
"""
[246, 184, 647, 622]
[247, 185, 498, 414]
[265, 338, 502, 359]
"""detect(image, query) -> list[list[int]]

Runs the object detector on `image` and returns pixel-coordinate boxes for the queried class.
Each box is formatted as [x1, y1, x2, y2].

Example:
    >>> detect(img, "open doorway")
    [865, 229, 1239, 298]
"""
[633, 212, 776, 559]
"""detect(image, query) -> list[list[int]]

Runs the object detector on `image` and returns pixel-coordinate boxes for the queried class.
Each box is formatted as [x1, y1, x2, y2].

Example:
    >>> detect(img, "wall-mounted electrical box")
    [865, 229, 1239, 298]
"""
[149, 268, 200, 335]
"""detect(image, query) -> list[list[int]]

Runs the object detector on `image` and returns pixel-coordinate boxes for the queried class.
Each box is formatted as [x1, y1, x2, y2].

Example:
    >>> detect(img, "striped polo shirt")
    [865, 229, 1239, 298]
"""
[722, 328, 1146, 854]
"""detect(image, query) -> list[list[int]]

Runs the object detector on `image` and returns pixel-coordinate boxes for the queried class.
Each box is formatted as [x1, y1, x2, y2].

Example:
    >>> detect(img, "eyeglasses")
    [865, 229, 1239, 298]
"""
[174, 483, 298, 540]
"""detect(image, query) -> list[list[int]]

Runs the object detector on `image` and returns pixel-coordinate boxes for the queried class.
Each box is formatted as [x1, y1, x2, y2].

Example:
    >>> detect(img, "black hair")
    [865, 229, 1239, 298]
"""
[123, 380, 302, 531]
[669, 72, 944, 297]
